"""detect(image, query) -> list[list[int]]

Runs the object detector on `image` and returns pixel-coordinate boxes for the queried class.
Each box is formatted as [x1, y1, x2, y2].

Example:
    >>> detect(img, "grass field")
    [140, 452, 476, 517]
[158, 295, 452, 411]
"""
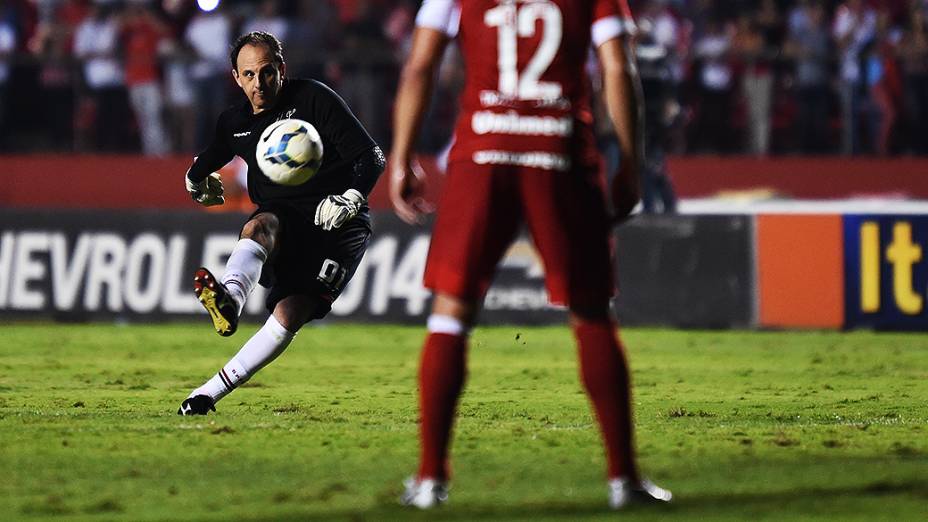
[0, 323, 926, 521]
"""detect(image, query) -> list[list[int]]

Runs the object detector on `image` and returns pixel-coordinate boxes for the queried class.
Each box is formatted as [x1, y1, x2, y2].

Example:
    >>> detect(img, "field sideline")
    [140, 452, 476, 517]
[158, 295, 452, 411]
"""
[0, 323, 926, 521]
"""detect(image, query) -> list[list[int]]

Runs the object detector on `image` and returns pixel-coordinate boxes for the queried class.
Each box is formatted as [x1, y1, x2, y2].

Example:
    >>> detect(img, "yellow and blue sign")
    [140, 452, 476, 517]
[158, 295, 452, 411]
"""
[844, 215, 927, 330]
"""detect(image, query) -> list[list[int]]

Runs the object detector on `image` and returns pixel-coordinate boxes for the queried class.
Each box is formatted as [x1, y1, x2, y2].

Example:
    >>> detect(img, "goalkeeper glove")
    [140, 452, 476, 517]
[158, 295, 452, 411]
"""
[314, 189, 365, 231]
[186, 172, 225, 207]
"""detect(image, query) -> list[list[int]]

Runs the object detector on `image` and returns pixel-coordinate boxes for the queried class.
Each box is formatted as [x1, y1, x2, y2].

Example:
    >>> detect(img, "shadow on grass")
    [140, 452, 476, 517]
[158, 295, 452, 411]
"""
[238, 478, 928, 522]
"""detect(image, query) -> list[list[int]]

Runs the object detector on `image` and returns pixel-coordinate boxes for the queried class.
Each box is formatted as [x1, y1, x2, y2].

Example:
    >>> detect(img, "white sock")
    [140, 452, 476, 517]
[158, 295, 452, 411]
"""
[190, 315, 296, 403]
[221, 238, 268, 313]
[427, 314, 469, 336]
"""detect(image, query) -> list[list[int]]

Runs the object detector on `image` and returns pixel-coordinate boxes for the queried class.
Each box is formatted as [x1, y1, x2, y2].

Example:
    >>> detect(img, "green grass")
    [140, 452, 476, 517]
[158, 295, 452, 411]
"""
[0, 324, 926, 521]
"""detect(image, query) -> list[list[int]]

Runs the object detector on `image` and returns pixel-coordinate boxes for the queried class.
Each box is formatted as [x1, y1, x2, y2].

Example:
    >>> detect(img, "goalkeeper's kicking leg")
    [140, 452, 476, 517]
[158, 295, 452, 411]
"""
[178, 295, 315, 415]
[178, 206, 373, 416]
[179, 212, 280, 415]
[194, 213, 277, 337]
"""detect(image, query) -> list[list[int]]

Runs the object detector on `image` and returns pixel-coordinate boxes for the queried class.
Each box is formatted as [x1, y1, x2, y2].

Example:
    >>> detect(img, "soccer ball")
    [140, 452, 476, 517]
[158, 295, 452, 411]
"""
[255, 118, 324, 186]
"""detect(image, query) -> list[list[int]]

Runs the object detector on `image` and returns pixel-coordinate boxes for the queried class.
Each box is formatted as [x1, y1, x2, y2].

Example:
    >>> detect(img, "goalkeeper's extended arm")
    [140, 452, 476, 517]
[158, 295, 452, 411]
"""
[185, 116, 235, 206]
[185, 170, 225, 207]
[314, 146, 385, 231]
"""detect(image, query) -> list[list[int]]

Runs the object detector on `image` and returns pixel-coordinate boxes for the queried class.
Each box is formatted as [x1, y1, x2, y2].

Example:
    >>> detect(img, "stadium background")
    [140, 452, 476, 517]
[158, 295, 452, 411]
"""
[0, 1, 926, 520]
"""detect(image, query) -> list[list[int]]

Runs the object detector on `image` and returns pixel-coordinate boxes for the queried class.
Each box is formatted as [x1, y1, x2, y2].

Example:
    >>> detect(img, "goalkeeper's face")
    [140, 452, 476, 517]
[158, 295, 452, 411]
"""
[233, 43, 286, 114]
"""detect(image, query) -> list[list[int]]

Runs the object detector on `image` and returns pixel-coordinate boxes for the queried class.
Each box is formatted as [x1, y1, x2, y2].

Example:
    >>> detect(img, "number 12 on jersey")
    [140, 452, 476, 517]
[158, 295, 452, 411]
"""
[484, 0, 563, 100]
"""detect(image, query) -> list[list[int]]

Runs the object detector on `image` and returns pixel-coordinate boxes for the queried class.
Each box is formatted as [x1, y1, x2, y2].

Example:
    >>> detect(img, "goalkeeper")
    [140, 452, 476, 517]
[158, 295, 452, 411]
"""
[178, 31, 383, 415]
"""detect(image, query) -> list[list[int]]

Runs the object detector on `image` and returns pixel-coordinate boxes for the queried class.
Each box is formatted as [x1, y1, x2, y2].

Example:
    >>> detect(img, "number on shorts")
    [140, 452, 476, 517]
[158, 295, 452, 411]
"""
[317, 259, 345, 288]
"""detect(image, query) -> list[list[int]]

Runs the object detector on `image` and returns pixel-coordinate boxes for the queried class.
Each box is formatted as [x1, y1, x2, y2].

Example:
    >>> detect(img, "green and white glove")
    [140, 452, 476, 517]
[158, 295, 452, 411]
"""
[314, 189, 365, 231]
[186, 172, 225, 207]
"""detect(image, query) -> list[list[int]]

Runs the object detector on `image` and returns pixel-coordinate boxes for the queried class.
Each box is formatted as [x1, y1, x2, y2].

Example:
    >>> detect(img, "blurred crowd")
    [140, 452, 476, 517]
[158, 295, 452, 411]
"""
[3, 0, 415, 155]
[0, 0, 926, 156]
[629, 0, 928, 156]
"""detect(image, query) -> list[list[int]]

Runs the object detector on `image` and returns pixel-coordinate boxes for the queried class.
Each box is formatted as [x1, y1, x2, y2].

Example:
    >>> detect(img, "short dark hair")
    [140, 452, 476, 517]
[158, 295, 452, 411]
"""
[230, 31, 284, 70]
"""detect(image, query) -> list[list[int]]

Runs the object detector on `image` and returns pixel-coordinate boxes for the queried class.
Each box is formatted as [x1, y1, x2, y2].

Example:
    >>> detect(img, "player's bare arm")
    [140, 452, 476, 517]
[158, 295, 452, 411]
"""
[389, 26, 449, 225]
[598, 35, 644, 221]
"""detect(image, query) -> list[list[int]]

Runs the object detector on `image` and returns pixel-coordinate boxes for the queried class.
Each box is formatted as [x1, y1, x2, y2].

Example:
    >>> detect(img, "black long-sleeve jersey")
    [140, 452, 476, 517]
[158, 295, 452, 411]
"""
[187, 78, 379, 205]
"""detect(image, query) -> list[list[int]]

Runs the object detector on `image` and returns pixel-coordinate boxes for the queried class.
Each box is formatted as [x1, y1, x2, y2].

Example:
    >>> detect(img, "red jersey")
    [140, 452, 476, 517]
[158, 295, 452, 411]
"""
[123, 19, 166, 86]
[416, 0, 635, 172]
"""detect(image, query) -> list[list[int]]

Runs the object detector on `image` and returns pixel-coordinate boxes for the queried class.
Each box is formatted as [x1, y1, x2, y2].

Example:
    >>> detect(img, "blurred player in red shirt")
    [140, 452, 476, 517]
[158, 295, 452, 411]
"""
[390, 0, 671, 510]
[122, 1, 169, 156]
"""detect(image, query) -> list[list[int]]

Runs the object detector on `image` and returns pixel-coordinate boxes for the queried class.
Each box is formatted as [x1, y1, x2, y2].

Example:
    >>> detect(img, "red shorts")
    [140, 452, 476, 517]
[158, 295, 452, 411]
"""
[423, 161, 615, 307]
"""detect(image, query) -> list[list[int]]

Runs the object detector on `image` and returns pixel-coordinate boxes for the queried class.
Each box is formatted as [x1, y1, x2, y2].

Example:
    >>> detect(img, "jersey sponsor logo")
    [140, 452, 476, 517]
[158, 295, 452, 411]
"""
[233, 131, 252, 138]
[472, 149, 570, 171]
[478, 90, 571, 110]
[471, 110, 572, 137]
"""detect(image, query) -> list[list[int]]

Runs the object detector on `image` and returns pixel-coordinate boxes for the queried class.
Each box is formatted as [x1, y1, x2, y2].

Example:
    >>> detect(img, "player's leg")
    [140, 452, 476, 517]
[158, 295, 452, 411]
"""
[180, 202, 367, 415]
[518, 168, 629, 478]
[568, 305, 669, 507]
[403, 163, 519, 508]
[417, 296, 477, 477]
[194, 212, 277, 336]
[569, 304, 637, 483]
[178, 295, 315, 415]
[402, 293, 475, 509]
[519, 167, 671, 508]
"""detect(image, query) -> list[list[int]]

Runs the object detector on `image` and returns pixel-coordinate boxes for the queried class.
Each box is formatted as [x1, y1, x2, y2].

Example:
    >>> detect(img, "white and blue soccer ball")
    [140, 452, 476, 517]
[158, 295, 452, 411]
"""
[256, 118, 324, 186]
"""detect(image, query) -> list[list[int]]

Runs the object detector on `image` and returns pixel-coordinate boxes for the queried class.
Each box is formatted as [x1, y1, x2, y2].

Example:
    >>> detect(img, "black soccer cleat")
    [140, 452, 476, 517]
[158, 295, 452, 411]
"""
[177, 395, 216, 416]
[193, 267, 238, 337]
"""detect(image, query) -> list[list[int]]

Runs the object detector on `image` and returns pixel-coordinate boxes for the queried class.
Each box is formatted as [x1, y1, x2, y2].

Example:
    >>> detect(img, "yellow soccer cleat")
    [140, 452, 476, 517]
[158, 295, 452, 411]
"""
[193, 267, 239, 337]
